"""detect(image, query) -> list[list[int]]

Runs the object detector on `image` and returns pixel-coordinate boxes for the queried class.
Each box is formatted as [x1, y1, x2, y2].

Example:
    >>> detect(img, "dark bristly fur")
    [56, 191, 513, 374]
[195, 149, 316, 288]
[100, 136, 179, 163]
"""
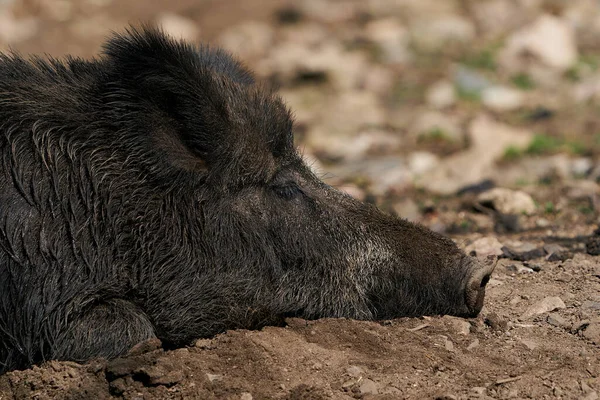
[0, 27, 493, 373]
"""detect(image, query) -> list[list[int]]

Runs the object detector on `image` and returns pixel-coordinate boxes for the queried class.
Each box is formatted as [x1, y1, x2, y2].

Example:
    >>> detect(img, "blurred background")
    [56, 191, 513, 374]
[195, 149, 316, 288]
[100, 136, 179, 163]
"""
[1, 0, 600, 234]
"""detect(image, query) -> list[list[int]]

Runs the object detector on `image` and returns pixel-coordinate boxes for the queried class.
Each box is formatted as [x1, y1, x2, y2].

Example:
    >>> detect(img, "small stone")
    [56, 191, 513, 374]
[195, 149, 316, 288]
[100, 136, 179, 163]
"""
[582, 301, 600, 311]
[342, 380, 356, 389]
[582, 391, 599, 400]
[544, 244, 572, 262]
[547, 313, 570, 329]
[464, 237, 504, 258]
[443, 316, 471, 335]
[127, 338, 162, 356]
[346, 366, 364, 377]
[582, 323, 600, 345]
[427, 80, 456, 109]
[240, 393, 253, 400]
[454, 66, 492, 96]
[206, 373, 222, 382]
[521, 297, 566, 319]
[485, 313, 508, 331]
[359, 378, 379, 395]
[467, 339, 480, 351]
[478, 188, 537, 215]
[408, 151, 440, 176]
[471, 387, 486, 396]
[501, 243, 545, 262]
[482, 86, 524, 112]
[444, 338, 455, 352]
[519, 339, 538, 350]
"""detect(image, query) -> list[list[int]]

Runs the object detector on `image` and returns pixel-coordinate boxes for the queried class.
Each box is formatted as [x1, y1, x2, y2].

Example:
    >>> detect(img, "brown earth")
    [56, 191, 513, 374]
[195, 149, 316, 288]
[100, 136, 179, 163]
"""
[1, 218, 599, 399]
[1, 1, 600, 399]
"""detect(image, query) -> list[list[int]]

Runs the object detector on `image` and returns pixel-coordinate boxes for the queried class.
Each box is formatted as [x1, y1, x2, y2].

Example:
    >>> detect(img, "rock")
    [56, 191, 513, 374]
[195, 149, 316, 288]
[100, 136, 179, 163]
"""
[218, 22, 274, 59]
[505, 264, 535, 274]
[571, 158, 593, 177]
[392, 199, 420, 222]
[157, 13, 200, 41]
[582, 301, 600, 311]
[408, 152, 440, 176]
[364, 18, 411, 64]
[418, 115, 532, 195]
[465, 237, 504, 258]
[346, 366, 364, 378]
[482, 86, 525, 112]
[478, 188, 537, 215]
[410, 15, 476, 51]
[485, 313, 508, 331]
[139, 359, 185, 386]
[522, 297, 566, 319]
[411, 111, 463, 142]
[359, 378, 379, 395]
[501, 242, 545, 261]
[443, 316, 471, 335]
[500, 14, 577, 72]
[426, 80, 456, 109]
[127, 338, 162, 356]
[206, 373, 222, 382]
[454, 66, 492, 97]
[582, 323, 600, 345]
[240, 393, 253, 400]
[444, 337, 455, 352]
[547, 313, 570, 329]
[519, 339, 538, 350]
[544, 244, 573, 262]
[565, 180, 599, 200]
[581, 391, 599, 400]
[466, 339, 480, 351]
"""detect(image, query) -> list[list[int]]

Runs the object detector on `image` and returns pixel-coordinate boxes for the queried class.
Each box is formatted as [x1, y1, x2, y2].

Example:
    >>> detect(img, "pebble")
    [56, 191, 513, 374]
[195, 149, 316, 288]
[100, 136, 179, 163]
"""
[454, 66, 492, 96]
[519, 339, 538, 350]
[482, 86, 525, 112]
[427, 80, 456, 109]
[547, 313, 570, 329]
[464, 237, 504, 258]
[346, 365, 364, 377]
[521, 296, 566, 319]
[240, 393, 253, 400]
[206, 373, 222, 382]
[478, 188, 537, 215]
[443, 316, 472, 335]
[467, 339, 480, 351]
[501, 242, 545, 262]
[359, 378, 379, 395]
[582, 323, 600, 344]
[581, 301, 600, 310]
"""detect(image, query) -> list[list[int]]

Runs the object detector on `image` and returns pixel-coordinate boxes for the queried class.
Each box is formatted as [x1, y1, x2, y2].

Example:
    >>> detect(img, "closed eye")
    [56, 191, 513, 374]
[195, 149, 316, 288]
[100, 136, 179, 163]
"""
[273, 182, 303, 200]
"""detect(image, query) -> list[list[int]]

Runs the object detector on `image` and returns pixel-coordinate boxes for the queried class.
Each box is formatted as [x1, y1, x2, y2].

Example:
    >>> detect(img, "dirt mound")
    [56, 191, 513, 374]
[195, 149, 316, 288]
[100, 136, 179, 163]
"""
[2, 245, 599, 399]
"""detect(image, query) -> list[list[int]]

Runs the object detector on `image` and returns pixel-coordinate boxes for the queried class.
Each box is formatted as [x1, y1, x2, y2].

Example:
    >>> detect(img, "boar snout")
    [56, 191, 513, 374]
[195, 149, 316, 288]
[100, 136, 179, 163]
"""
[464, 255, 497, 317]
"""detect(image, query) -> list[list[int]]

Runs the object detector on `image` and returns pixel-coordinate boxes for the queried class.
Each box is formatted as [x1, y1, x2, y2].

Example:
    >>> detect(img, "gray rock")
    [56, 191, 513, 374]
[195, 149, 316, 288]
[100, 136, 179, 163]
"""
[240, 393, 253, 400]
[454, 66, 492, 96]
[582, 301, 600, 311]
[544, 244, 573, 262]
[359, 378, 379, 395]
[521, 297, 566, 319]
[466, 339, 480, 351]
[501, 242, 545, 261]
[206, 373, 222, 382]
[547, 313, 570, 329]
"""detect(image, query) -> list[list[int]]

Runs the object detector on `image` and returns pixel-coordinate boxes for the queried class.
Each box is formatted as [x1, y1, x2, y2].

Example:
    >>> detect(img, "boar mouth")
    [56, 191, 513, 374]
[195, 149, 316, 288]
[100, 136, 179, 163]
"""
[463, 255, 497, 317]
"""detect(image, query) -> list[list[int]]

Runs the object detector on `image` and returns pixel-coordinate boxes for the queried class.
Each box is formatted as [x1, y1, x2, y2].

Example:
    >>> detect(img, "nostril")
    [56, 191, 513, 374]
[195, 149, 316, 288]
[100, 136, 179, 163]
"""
[480, 274, 490, 288]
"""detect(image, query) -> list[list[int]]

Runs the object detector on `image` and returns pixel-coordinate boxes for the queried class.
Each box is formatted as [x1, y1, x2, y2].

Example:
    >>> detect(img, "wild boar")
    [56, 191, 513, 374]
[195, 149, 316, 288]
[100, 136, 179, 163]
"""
[0, 27, 495, 373]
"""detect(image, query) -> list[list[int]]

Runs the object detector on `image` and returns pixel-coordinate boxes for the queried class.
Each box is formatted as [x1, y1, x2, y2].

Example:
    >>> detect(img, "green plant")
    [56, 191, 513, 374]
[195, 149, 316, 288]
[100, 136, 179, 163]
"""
[502, 145, 523, 161]
[526, 134, 562, 155]
[511, 73, 535, 90]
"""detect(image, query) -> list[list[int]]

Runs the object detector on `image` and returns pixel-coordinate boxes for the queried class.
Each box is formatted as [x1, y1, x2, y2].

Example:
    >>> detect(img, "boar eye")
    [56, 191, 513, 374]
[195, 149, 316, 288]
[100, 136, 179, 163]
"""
[273, 182, 303, 200]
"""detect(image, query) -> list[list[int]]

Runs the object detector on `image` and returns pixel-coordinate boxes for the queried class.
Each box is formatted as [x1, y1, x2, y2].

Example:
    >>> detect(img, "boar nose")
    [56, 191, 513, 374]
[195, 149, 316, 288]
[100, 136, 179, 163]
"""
[464, 255, 497, 317]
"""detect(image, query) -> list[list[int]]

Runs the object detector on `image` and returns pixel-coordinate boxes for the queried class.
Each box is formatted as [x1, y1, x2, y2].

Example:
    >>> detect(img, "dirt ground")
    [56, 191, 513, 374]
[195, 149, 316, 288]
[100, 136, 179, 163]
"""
[1, 0, 600, 399]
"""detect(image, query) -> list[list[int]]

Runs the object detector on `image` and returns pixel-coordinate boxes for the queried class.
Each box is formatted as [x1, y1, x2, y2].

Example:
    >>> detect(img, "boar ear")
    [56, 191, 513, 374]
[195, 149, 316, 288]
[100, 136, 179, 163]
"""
[102, 26, 254, 171]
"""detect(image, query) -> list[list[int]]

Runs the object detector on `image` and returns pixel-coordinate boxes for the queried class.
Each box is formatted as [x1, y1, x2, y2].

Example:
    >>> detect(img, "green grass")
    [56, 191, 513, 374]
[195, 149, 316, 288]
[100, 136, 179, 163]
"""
[526, 134, 563, 155]
[502, 145, 524, 161]
[544, 201, 556, 214]
[417, 127, 454, 143]
[511, 73, 536, 90]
